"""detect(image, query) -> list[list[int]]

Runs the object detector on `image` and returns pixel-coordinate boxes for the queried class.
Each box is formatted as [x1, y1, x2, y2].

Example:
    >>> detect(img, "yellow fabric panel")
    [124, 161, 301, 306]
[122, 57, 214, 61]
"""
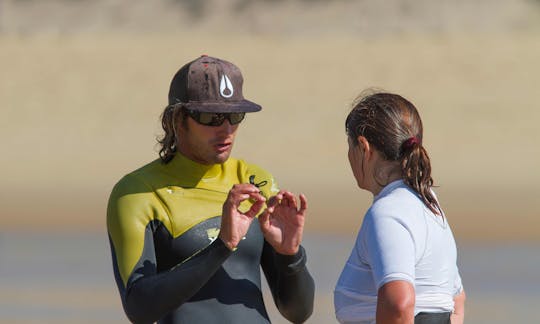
[107, 153, 279, 287]
[154, 186, 227, 236]
[107, 173, 172, 286]
[243, 162, 280, 199]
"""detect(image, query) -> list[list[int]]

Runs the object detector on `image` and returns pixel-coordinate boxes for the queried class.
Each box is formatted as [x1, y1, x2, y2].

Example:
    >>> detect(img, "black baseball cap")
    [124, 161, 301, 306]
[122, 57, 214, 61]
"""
[168, 55, 262, 113]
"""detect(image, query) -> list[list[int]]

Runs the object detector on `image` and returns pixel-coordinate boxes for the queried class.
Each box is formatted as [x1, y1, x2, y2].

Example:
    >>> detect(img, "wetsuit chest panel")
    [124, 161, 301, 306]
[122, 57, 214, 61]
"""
[177, 219, 267, 316]
[154, 216, 222, 272]
[153, 214, 266, 279]
[155, 186, 229, 238]
[153, 184, 262, 274]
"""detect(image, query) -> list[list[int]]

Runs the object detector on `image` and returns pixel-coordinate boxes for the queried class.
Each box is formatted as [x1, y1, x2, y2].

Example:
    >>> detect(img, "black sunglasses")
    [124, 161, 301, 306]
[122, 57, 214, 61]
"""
[185, 109, 245, 126]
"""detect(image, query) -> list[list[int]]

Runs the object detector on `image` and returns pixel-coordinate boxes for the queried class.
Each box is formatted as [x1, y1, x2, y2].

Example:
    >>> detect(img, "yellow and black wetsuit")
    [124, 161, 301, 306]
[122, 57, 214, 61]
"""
[107, 153, 315, 324]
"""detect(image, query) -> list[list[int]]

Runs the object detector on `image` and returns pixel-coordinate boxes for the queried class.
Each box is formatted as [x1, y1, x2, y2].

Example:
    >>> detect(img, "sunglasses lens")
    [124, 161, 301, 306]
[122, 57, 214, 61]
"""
[228, 113, 245, 125]
[188, 110, 245, 126]
[196, 112, 222, 126]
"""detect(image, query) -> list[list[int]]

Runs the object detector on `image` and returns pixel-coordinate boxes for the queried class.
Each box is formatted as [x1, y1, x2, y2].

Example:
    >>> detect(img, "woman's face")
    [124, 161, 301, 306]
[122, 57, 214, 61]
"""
[348, 136, 364, 188]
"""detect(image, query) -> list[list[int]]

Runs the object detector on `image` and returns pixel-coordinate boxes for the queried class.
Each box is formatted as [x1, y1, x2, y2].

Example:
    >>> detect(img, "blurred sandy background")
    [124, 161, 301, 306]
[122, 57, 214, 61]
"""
[1, 0, 540, 323]
[2, 0, 540, 240]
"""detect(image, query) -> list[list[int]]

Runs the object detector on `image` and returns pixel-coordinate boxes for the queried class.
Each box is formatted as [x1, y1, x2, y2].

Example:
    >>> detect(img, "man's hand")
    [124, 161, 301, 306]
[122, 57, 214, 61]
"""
[219, 184, 266, 251]
[259, 191, 307, 255]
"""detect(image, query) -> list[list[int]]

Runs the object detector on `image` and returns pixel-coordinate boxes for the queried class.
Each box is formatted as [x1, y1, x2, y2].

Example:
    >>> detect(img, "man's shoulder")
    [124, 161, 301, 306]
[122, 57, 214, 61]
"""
[230, 158, 272, 179]
[129, 157, 165, 177]
[234, 158, 269, 174]
[110, 158, 164, 195]
[229, 158, 279, 196]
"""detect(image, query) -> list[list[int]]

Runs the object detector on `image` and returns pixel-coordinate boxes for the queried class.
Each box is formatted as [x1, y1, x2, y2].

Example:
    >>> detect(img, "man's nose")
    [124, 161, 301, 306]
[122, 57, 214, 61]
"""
[217, 119, 235, 134]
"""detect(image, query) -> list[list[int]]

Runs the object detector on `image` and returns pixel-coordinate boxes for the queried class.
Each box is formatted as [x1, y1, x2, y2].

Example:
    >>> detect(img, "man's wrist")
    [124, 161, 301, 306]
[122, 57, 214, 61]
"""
[219, 237, 238, 252]
[275, 245, 306, 275]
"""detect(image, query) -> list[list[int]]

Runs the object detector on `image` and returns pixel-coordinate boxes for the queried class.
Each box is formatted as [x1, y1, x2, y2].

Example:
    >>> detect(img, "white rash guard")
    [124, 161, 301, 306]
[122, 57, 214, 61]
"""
[334, 180, 463, 324]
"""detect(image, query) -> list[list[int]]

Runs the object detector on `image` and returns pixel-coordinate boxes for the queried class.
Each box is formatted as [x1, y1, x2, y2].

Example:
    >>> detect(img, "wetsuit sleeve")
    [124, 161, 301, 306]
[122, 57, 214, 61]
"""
[261, 241, 315, 324]
[120, 238, 232, 324]
[107, 176, 233, 324]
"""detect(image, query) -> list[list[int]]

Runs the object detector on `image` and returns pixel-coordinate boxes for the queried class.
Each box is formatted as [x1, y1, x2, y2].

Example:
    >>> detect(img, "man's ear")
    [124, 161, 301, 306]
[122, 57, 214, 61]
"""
[176, 112, 188, 133]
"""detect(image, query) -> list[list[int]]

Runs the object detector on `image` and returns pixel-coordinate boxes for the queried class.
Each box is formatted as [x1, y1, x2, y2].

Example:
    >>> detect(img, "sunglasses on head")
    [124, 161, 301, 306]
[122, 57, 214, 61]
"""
[184, 109, 245, 126]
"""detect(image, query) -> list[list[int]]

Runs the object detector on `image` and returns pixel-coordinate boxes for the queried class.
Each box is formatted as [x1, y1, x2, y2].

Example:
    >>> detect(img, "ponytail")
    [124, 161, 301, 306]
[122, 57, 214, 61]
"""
[400, 138, 441, 215]
[346, 92, 443, 216]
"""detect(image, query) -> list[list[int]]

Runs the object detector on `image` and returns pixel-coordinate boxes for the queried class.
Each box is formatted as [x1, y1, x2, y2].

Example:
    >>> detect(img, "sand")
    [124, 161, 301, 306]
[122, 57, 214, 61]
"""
[2, 31, 540, 241]
[1, 0, 540, 242]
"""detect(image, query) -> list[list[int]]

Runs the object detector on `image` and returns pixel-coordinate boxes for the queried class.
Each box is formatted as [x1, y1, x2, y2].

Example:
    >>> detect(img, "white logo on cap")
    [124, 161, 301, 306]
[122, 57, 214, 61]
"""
[220, 75, 234, 98]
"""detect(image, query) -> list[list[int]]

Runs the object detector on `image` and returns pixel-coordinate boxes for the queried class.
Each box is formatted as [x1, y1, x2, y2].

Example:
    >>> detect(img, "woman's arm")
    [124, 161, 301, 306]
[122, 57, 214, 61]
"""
[376, 280, 415, 324]
[451, 289, 466, 324]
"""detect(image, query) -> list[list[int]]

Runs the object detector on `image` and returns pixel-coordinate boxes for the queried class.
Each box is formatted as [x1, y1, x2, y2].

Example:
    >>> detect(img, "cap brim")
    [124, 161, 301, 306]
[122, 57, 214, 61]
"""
[184, 99, 262, 113]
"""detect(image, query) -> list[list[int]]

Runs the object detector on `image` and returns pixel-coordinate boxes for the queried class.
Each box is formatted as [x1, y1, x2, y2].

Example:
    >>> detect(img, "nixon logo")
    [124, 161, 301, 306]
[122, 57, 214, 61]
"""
[219, 75, 234, 98]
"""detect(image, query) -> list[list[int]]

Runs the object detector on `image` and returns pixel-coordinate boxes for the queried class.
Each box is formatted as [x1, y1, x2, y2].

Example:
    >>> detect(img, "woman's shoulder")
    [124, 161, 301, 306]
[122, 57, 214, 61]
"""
[368, 182, 427, 228]
[373, 181, 423, 210]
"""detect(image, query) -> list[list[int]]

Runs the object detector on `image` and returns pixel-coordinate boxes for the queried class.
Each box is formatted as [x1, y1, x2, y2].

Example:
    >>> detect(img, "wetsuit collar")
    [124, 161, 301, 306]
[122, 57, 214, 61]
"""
[169, 152, 224, 181]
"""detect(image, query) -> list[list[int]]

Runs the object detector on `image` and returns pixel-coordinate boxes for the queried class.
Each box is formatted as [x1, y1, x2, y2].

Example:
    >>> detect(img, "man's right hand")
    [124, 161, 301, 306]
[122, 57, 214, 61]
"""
[219, 184, 266, 251]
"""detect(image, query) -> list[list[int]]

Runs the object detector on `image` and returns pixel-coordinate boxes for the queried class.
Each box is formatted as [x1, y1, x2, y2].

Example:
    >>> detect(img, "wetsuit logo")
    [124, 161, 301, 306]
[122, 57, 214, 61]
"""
[219, 75, 234, 98]
[249, 175, 269, 199]
[206, 228, 220, 242]
[207, 228, 245, 243]
[249, 175, 267, 188]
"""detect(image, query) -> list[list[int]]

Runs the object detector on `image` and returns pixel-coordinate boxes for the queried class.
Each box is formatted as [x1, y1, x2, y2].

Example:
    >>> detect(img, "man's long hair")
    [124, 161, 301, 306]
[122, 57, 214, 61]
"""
[157, 104, 185, 163]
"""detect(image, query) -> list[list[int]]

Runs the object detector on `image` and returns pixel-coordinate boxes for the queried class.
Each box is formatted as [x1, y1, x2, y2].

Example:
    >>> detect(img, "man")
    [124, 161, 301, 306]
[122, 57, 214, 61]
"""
[107, 55, 315, 324]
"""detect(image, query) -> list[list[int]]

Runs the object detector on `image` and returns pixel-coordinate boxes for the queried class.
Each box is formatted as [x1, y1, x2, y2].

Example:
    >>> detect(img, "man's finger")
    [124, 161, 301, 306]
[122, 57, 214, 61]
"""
[229, 183, 262, 195]
[283, 191, 297, 210]
[267, 193, 283, 208]
[228, 184, 264, 205]
[299, 193, 308, 215]
[258, 209, 270, 230]
[244, 196, 266, 218]
[225, 193, 255, 207]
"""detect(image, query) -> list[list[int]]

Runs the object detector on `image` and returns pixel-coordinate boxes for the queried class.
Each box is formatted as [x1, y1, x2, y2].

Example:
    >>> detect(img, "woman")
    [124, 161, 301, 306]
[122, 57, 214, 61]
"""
[334, 92, 465, 324]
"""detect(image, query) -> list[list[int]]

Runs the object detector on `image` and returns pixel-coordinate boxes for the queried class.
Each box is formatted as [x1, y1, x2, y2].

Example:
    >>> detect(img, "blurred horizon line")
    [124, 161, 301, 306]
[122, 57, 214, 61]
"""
[1, 0, 539, 37]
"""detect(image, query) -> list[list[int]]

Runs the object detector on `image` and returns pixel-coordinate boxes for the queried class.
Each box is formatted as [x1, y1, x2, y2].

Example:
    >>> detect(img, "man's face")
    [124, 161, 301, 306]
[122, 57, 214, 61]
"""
[176, 114, 239, 165]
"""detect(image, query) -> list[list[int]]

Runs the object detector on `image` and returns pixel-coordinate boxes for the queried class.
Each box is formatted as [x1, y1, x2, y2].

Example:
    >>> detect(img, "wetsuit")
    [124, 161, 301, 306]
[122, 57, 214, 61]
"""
[107, 153, 315, 324]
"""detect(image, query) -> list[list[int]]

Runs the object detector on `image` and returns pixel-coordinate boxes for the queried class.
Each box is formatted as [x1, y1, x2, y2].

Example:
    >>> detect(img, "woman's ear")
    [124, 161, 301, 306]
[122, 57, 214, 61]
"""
[357, 136, 371, 157]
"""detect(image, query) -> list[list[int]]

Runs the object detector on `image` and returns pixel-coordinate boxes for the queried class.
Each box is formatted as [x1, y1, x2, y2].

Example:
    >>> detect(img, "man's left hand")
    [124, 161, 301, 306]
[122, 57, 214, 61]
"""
[259, 191, 307, 255]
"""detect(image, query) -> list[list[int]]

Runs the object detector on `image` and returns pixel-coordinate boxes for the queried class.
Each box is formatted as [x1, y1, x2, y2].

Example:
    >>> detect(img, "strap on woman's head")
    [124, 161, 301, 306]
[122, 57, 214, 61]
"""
[402, 136, 420, 152]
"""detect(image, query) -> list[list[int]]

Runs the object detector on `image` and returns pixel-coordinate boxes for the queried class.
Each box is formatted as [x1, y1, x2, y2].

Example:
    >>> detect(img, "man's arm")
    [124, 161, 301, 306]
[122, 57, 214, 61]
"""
[110, 235, 233, 324]
[108, 181, 265, 323]
[261, 241, 315, 324]
[259, 191, 314, 323]
[107, 178, 234, 323]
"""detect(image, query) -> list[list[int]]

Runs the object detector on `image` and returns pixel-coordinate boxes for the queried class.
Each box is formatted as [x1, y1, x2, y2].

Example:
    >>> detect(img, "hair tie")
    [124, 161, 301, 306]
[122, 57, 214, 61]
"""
[402, 136, 420, 151]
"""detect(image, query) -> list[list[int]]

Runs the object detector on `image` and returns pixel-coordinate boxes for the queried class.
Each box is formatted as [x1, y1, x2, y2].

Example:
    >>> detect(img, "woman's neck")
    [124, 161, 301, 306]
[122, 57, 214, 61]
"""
[369, 160, 402, 196]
